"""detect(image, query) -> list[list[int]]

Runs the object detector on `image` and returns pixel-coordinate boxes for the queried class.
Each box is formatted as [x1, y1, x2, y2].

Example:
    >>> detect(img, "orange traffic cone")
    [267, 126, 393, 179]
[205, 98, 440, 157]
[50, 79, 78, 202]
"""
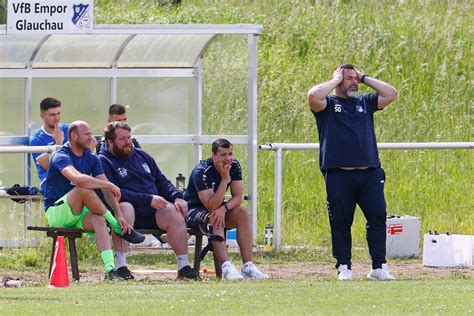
[49, 236, 69, 288]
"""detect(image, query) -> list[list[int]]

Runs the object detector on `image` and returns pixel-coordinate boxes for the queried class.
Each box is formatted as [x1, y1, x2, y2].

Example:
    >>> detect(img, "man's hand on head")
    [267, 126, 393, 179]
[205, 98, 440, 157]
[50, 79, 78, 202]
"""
[354, 67, 364, 82]
[332, 66, 344, 84]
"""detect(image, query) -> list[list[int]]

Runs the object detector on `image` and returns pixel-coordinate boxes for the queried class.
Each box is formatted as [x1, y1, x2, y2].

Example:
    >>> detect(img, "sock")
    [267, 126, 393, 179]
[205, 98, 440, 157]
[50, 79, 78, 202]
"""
[176, 254, 190, 270]
[103, 211, 122, 234]
[101, 249, 115, 273]
[115, 251, 127, 269]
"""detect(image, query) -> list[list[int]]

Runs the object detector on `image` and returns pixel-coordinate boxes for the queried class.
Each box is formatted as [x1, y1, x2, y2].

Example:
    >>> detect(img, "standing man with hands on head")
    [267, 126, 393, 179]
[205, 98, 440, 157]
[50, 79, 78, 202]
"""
[184, 139, 269, 280]
[307, 64, 398, 281]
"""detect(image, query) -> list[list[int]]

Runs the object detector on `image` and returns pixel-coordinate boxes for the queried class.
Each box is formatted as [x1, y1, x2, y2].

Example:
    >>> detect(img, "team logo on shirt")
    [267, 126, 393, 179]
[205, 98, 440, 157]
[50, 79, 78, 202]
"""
[356, 105, 364, 113]
[334, 104, 342, 112]
[117, 168, 127, 178]
[142, 163, 151, 173]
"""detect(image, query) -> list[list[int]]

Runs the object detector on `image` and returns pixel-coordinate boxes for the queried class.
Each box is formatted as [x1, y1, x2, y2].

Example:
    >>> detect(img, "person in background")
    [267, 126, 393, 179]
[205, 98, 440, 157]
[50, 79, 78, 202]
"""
[96, 104, 140, 153]
[31, 97, 97, 192]
[30, 97, 69, 192]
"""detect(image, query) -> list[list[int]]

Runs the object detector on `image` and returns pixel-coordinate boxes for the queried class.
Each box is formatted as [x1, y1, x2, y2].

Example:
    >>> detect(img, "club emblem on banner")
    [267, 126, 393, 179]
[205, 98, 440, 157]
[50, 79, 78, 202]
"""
[72, 3, 91, 29]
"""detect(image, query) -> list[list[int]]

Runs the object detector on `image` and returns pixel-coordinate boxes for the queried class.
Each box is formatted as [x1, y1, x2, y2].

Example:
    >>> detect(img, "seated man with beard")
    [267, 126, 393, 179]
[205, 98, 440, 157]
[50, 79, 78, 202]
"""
[98, 121, 199, 280]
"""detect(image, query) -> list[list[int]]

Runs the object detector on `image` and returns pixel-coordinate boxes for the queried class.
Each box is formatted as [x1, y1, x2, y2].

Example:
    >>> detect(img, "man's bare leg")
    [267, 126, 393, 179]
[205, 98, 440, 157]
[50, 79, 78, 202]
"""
[82, 212, 115, 272]
[154, 202, 188, 255]
[67, 187, 122, 234]
[112, 202, 135, 253]
[226, 206, 252, 263]
[210, 225, 228, 265]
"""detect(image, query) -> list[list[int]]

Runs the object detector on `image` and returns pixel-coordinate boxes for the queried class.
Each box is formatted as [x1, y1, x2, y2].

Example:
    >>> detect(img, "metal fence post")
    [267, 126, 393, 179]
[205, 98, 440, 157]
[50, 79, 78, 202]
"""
[274, 147, 283, 251]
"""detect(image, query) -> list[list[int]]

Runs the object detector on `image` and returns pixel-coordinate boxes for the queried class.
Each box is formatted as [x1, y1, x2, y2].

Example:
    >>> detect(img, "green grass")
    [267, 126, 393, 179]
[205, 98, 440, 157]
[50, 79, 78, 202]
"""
[0, 279, 472, 315]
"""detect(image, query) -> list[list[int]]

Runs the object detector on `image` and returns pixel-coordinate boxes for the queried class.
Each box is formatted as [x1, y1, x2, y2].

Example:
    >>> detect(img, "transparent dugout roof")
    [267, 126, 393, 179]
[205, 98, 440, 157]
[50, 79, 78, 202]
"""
[0, 26, 243, 69]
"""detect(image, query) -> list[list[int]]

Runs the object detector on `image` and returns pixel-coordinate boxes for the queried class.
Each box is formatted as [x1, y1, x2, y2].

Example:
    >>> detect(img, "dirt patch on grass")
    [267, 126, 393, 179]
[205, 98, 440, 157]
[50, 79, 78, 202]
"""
[2, 261, 472, 286]
[260, 261, 473, 280]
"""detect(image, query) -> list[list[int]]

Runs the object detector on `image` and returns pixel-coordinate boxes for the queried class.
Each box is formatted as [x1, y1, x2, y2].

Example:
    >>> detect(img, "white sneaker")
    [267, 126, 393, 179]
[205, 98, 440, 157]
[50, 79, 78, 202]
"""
[337, 264, 352, 280]
[222, 261, 244, 280]
[367, 263, 395, 280]
[241, 262, 269, 279]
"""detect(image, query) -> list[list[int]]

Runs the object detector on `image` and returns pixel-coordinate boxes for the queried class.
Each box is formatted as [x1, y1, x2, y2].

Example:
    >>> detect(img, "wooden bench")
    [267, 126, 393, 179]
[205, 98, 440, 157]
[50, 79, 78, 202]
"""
[27, 226, 221, 281]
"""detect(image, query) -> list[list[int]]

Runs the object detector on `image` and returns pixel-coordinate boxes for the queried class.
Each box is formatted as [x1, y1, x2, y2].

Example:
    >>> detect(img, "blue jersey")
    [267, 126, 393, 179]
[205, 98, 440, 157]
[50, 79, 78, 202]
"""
[99, 145, 182, 217]
[313, 93, 381, 170]
[30, 123, 69, 191]
[44, 143, 103, 209]
[184, 157, 243, 209]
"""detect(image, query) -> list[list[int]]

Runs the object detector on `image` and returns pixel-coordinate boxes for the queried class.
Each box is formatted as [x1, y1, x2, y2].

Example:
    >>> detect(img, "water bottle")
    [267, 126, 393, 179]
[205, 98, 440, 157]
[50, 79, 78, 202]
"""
[2, 278, 22, 287]
[176, 173, 186, 192]
[264, 224, 273, 252]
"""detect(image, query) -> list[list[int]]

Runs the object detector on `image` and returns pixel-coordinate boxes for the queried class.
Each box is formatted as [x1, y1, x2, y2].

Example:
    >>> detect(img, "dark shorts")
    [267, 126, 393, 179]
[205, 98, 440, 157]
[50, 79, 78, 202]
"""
[133, 212, 159, 230]
[185, 207, 210, 234]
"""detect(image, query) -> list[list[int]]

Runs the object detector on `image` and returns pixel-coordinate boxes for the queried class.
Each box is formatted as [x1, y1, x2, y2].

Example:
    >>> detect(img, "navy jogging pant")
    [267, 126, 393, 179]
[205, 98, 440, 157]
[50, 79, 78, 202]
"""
[324, 167, 387, 269]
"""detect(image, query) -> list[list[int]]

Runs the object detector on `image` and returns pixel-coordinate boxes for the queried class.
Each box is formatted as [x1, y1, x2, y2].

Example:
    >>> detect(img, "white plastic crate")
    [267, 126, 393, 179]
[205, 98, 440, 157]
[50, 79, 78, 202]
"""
[423, 233, 473, 268]
[386, 215, 420, 258]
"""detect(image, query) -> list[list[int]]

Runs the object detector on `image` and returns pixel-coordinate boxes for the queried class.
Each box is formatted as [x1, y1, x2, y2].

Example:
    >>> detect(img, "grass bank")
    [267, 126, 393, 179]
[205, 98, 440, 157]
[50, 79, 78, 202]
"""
[95, 1, 472, 245]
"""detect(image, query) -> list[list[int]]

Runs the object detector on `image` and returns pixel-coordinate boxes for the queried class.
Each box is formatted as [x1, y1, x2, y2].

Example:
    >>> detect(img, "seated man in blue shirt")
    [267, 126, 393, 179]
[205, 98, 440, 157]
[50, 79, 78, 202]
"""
[184, 139, 269, 280]
[44, 121, 145, 280]
[98, 122, 199, 281]
[307, 64, 398, 281]
[30, 97, 69, 192]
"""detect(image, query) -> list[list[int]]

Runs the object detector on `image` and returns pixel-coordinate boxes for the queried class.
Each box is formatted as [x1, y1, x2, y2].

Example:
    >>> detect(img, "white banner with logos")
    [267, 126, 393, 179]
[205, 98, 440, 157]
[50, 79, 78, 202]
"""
[7, 0, 94, 34]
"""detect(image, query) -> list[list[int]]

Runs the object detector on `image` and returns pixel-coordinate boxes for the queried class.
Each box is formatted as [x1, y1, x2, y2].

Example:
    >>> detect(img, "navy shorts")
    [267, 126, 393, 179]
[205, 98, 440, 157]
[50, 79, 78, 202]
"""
[133, 212, 159, 230]
[185, 207, 210, 234]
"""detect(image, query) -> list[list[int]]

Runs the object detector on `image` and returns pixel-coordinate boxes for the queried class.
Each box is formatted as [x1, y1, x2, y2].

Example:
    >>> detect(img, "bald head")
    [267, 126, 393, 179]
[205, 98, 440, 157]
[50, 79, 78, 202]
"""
[68, 120, 90, 139]
[68, 120, 94, 151]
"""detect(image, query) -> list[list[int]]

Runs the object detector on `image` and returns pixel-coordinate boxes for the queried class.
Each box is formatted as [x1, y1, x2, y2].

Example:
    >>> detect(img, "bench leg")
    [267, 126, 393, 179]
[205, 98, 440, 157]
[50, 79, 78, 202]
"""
[68, 237, 80, 281]
[193, 235, 203, 273]
[48, 236, 57, 279]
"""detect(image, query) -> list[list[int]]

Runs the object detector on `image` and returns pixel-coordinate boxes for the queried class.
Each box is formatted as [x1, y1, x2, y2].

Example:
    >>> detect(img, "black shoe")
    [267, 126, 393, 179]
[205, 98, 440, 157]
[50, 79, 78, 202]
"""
[177, 265, 201, 281]
[116, 266, 135, 280]
[152, 233, 167, 244]
[105, 269, 126, 281]
[121, 229, 145, 244]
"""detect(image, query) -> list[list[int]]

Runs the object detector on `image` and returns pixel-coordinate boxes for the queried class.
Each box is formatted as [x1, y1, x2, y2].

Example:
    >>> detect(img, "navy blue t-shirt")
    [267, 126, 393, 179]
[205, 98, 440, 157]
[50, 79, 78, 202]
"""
[184, 157, 242, 209]
[44, 143, 104, 209]
[312, 93, 381, 170]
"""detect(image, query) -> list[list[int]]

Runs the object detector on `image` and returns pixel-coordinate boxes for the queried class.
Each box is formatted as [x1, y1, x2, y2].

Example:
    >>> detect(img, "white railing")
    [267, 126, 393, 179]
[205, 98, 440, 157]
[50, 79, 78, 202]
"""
[0, 145, 59, 154]
[259, 142, 474, 251]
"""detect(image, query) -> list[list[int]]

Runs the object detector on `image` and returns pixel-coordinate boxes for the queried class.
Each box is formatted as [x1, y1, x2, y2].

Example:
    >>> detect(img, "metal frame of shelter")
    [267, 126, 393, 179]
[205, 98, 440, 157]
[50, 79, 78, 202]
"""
[0, 24, 263, 240]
